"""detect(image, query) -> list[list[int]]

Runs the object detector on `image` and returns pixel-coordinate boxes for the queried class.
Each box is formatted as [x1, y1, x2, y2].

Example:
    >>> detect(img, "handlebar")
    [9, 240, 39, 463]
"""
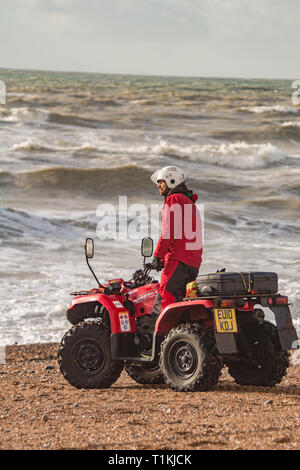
[144, 262, 155, 271]
[71, 264, 158, 296]
[130, 263, 157, 288]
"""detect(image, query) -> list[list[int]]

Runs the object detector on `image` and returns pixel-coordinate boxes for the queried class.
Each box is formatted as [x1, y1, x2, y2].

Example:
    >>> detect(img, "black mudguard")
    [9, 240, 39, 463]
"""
[214, 332, 237, 354]
[214, 305, 299, 354]
[269, 305, 299, 351]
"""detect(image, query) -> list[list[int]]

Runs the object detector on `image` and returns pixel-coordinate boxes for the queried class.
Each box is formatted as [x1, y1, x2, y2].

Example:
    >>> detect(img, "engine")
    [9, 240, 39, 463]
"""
[134, 315, 153, 353]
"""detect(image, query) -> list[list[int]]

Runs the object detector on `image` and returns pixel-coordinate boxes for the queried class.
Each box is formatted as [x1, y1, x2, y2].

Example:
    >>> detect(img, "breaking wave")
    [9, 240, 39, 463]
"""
[0, 107, 49, 123]
[0, 164, 156, 198]
[147, 140, 286, 169]
[281, 121, 300, 128]
[7, 138, 289, 170]
[0, 106, 106, 128]
[242, 105, 299, 115]
[0, 207, 75, 240]
[10, 139, 98, 153]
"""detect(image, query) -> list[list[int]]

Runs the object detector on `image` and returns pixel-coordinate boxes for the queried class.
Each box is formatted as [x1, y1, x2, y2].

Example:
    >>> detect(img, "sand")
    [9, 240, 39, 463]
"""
[0, 342, 299, 450]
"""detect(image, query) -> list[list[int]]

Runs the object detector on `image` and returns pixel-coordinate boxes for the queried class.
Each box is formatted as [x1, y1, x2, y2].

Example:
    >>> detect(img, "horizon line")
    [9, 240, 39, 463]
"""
[0, 65, 296, 82]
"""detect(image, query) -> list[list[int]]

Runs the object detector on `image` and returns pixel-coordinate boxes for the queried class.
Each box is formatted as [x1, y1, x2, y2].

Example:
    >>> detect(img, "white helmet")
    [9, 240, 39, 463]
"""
[150, 166, 186, 189]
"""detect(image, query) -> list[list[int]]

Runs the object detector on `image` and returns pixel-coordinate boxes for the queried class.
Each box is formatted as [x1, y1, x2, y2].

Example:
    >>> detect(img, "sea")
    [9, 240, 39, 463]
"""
[0, 68, 299, 346]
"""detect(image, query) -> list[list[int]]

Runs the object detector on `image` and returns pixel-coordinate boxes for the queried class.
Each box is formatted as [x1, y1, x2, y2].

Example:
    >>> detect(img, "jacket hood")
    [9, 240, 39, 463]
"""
[165, 182, 198, 203]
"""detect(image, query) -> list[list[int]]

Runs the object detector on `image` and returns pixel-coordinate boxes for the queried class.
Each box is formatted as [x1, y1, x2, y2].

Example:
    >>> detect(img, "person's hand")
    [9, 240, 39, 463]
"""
[152, 256, 163, 272]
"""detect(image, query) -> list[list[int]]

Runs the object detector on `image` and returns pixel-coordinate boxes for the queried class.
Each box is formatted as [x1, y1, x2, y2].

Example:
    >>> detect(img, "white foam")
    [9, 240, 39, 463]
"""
[245, 105, 299, 114]
[0, 207, 78, 239]
[6, 127, 289, 170]
[143, 140, 286, 169]
[11, 139, 54, 152]
[281, 121, 300, 128]
[10, 138, 105, 153]
[78, 142, 97, 151]
[1, 107, 50, 123]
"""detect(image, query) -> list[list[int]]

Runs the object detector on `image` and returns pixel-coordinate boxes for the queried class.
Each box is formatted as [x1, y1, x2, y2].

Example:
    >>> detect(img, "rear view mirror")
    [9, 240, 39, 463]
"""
[85, 238, 94, 259]
[141, 237, 153, 258]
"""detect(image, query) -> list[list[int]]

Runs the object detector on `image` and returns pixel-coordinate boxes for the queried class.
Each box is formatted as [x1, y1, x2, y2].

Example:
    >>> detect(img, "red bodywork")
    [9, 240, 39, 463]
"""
[68, 280, 159, 334]
[68, 279, 258, 336]
[128, 283, 159, 318]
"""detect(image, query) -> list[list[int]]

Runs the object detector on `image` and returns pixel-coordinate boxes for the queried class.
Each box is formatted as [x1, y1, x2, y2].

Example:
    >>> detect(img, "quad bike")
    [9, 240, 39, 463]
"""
[58, 238, 299, 392]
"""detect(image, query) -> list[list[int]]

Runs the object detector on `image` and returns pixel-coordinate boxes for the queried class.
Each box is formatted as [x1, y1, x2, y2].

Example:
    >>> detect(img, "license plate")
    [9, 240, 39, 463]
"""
[213, 308, 238, 333]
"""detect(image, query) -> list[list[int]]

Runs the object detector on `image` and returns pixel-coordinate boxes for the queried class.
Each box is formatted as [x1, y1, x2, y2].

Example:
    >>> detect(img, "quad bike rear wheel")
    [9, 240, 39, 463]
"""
[58, 321, 123, 389]
[226, 321, 290, 387]
[125, 363, 164, 385]
[159, 323, 222, 392]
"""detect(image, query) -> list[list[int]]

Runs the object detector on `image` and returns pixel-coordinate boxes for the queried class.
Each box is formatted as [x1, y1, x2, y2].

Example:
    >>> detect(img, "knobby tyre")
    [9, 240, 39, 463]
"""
[125, 363, 164, 385]
[226, 320, 290, 387]
[58, 321, 123, 389]
[159, 323, 223, 392]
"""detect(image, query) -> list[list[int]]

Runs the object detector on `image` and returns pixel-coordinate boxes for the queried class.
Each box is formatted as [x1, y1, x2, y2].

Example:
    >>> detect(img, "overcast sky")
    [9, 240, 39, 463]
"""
[0, 0, 299, 79]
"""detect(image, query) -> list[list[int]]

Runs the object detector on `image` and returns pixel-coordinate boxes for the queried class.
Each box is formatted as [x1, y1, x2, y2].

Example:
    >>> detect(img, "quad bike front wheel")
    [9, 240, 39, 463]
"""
[125, 363, 164, 385]
[159, 323, 223, 392]
[58, 321, 123, 389]
[226, 320, 290, 387]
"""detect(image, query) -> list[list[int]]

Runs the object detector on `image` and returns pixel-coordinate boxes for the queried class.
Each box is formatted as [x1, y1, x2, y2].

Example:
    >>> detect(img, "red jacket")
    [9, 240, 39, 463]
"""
[154, 192, 203, 268]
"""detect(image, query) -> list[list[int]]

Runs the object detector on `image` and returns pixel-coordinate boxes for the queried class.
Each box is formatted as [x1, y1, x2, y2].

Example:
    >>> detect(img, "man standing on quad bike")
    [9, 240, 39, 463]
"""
[150, 166, 203, 321]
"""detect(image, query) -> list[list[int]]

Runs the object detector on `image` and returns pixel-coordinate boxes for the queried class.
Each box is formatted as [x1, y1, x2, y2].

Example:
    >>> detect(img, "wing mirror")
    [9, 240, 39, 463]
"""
[84, 238, 104, 288]
[85, 238, 94, 259]
[141, 237, 153, 258]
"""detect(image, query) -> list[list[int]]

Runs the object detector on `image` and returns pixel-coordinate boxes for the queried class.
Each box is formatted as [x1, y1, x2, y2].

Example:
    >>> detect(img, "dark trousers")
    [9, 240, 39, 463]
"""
[152, 259, 199, 317]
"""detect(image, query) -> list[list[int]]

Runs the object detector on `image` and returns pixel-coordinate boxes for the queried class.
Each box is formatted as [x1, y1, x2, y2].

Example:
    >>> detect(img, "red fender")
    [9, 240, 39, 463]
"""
[69, 293, 136, 334]
[155, 299, 214, 335]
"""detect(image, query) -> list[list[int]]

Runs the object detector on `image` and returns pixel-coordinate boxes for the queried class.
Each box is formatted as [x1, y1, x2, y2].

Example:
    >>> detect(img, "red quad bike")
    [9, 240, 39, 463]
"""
[58, 238, 299, 392]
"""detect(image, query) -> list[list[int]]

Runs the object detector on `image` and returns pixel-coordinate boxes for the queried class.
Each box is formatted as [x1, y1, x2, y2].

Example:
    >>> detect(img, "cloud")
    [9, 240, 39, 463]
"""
[1, 0, 300, 77]
[11, 0, 207, 42]
[97, 0, 207, 43]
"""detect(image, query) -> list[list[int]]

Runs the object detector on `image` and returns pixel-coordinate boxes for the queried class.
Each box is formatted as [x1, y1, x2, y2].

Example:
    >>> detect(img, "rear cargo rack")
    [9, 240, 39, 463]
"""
[183, 293, 281, 301]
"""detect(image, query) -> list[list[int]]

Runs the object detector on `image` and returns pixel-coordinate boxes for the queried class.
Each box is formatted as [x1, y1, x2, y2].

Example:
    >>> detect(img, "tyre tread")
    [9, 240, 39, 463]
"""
[227, 320, 290, 387]
[159, 322, 222, 392]
[58, 321, 123, 389]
